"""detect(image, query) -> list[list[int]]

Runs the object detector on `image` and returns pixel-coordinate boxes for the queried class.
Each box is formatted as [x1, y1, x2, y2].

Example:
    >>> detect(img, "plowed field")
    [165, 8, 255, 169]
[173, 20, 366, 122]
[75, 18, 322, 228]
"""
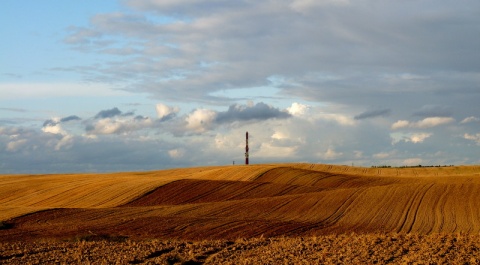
[1, 163, 480, 263]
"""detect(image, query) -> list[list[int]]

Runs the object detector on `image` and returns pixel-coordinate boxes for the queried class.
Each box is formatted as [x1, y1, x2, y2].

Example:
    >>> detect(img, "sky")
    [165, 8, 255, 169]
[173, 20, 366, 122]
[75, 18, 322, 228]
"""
[1, 0, 480, 173]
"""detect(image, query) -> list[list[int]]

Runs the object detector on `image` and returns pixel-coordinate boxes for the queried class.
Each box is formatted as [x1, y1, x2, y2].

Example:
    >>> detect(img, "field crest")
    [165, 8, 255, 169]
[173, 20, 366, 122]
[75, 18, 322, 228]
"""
[1, 163, 480, 241]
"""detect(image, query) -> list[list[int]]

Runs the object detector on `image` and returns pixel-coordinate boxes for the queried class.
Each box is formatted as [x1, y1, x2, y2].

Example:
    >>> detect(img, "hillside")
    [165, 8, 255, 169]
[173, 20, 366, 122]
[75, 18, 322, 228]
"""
[1, 163, 480, 242]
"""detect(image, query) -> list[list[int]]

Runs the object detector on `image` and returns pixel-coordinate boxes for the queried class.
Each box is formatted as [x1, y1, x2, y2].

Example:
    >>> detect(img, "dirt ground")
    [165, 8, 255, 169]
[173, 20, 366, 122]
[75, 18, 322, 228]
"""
[3, 164, 480, 263]
[1, 233, 480, 264]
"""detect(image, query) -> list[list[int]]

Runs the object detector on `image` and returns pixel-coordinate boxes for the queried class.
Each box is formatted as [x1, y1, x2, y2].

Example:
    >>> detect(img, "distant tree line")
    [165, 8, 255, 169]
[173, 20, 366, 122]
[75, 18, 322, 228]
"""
[371, 165, 455, 168]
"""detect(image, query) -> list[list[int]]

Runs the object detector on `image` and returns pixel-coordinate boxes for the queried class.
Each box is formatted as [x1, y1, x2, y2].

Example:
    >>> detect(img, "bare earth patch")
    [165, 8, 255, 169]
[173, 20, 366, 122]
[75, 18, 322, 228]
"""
[1, 233, 480, 264]
[2, 164, 480, 263]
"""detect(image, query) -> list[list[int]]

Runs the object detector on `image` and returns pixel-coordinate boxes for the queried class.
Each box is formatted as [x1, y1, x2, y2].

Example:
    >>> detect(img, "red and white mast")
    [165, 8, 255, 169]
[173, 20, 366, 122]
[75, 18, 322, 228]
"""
[245, 131, 249, 165]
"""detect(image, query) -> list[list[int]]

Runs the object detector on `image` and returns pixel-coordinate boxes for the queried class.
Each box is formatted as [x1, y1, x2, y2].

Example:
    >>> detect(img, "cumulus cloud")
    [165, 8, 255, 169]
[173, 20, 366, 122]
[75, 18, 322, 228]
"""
[42, 122, 67, 135]
[156, 103, 179, 121]
[391, 117, 455, 129]
[86, 116, 153, 135]
[185, 108, 217, 133]
[3, 0, 480, 172]
[287, 102, 310, 117]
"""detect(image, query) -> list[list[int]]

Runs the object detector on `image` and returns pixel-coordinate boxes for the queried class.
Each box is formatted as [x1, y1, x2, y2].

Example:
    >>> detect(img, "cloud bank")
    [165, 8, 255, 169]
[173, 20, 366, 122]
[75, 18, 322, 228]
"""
[1, 0, 480, 173]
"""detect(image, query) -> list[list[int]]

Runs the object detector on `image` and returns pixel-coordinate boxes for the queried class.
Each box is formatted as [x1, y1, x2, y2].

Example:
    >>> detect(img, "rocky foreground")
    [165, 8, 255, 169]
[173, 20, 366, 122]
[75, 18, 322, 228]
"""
[2, 233, 480, 264]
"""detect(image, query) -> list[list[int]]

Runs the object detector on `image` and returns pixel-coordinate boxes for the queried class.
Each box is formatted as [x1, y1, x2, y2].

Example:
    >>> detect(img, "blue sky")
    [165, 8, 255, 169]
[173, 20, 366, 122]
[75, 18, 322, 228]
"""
[1, 0, 480, 173]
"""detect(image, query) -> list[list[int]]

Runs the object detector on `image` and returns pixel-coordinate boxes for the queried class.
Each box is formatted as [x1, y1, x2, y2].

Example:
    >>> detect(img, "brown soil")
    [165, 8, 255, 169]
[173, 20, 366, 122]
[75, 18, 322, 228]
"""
[2, 233, 480, 264]
[2, 163, 480, 263]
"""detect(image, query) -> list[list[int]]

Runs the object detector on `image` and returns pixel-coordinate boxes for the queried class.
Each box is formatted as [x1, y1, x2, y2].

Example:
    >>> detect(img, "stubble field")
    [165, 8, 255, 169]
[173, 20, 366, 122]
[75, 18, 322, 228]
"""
[1, 163, 480, 264]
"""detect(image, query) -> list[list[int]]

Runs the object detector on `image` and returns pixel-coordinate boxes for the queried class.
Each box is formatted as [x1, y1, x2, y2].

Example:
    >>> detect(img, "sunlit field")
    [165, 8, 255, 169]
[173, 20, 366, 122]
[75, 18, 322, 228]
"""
[2, 163, 480, 263]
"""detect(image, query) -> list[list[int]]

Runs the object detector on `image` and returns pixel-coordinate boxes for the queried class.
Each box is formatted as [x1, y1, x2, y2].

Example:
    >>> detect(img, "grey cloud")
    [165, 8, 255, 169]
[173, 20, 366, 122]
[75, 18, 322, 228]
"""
[64, 26, 103, 45]
[62, 0, 480, 114]
[412, 105, 452, 118]
[0, 119, 18, 125]
[0, 129, 183, 174]
[61, 115, 81, 123]
[43, 115, 82, 127]
[5, 0, 478, 173]
[43, 119, 57, 127]
[0, 107, 27, 113]
[215, 102, 291, 124]
[354, 109, 391, 120]
[134, 115, 149, 121]
[159, 113, 177, 122]
[94, 107, 123, 119]
[122, 111, 135, 117]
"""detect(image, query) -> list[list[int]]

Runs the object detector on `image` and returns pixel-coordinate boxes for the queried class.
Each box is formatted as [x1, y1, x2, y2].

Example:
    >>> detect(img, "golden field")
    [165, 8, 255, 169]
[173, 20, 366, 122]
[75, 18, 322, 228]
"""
[1, 163, 480, 264]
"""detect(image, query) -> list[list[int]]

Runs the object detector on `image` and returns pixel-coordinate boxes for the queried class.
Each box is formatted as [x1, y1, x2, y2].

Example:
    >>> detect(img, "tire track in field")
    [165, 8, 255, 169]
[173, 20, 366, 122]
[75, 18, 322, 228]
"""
[122, 179, 325, 207]
[396, 183, 434, 233]
[252, 167, 392, 189]
[424, 184, 448, 233]
[318, 187, 368, 228]
[405, 183, 435, 233]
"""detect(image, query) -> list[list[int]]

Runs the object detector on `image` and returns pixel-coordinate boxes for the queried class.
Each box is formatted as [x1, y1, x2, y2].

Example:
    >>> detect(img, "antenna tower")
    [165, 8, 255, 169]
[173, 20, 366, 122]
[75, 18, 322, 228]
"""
[245, 131, 249, 165]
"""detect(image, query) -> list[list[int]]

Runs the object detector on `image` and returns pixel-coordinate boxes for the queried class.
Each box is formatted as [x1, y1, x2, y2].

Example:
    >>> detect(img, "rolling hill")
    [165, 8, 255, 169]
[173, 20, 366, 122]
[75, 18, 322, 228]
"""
[1, 163, 480, 242]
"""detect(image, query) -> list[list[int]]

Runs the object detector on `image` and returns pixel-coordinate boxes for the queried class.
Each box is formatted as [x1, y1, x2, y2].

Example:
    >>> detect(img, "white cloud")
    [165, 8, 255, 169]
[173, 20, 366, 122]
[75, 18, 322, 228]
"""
[464, 133, 480, 145]
[55, 135, 74, 151]
[408, 133, 432, 143]
[416, 117, 455, 128]
[317, 147, 343, 160]
[373, 152, 390, 159]
[168, 148, 185, 159]
[6, 139, 27, 152]
[317, 113, 356, 126]
[185, 108, 217, 133]
[353, 150, 363, 159]
[2, 0, 480, 172]
[287, 102, 310, 117]
[89, 119, 123, 135]
[271, 131, 288, 140]
[391, 132, 432, 144]
[87, 117, 153, 135]
[401, 133, 431, 144]
[391, 120, 410, 130]
[42, 119, 67, 136]
[156, 103, 179, 120]
[461, 116, 480, 124]
[391, 117, 455, 130]
[255, 142, 297, 158]
[403, 158, 423, 166]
